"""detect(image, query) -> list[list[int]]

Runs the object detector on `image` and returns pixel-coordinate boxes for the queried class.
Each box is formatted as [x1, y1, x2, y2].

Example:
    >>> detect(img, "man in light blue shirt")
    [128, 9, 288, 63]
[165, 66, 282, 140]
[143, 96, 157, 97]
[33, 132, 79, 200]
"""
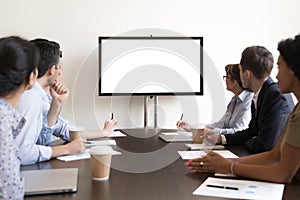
[32, 39, 117, 141]
[15, 39, 85, 165]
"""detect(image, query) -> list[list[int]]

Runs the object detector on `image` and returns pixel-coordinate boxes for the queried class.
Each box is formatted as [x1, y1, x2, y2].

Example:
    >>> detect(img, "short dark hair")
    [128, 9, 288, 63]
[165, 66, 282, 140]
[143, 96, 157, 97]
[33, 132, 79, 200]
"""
[225, 64, 244, 89]
[30, 38, 61, 78]
[0, 36, 39, 97]
[277, 34, 300, 81]
[240, 46, 274, 79]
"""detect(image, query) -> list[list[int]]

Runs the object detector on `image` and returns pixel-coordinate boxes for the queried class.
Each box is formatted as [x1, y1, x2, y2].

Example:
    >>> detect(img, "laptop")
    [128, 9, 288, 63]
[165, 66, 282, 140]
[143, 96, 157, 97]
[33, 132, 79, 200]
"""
[21, 168, 78, 196]
[159, 134, 193, 142]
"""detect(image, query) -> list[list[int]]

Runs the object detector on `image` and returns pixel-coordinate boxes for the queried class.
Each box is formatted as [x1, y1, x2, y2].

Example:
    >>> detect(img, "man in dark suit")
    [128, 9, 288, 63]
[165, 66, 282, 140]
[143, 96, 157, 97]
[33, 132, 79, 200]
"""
[217, 46, 294, 153]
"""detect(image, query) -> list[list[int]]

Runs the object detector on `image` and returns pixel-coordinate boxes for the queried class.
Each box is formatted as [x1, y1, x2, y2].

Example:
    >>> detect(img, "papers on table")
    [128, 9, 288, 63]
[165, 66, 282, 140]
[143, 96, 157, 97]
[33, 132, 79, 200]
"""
[177, 150, 238, 160]
[84, 139, 116, 147]
[214, 173, 237, 178]
[57, 150, 90, 162]
[185, 144, 225, 150]
[160, 131, 193, 137]
[107, 131, 126, 137]
[193, 177, 284, 200]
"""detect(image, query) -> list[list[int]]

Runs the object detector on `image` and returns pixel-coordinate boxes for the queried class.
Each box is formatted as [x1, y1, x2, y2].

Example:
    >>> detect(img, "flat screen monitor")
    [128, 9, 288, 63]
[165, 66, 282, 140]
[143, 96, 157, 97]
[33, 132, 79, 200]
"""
[98, 36, 203, 96]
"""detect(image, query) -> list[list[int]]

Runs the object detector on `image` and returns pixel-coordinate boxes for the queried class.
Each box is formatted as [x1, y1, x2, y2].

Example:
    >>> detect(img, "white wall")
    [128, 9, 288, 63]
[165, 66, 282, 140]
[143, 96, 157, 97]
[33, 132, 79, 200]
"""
[1, 0, 300, 129]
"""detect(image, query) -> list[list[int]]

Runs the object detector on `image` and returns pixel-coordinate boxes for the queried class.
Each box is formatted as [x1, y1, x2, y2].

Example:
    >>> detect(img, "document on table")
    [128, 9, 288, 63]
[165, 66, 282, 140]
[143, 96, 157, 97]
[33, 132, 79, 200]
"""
[57, 150, 90, 162]
[193, 177, 284, 200]
[177, 150, 238, 160]
[185, 144, 225, 150]
[107, 131, 126, 137]
[84, 139, 116, 147]
[160, 131, 193, 137]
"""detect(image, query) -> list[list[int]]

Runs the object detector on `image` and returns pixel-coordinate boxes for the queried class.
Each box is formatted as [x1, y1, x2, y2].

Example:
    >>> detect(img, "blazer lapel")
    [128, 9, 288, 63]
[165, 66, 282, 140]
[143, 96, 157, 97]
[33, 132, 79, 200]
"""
[256, 77, 274, 115]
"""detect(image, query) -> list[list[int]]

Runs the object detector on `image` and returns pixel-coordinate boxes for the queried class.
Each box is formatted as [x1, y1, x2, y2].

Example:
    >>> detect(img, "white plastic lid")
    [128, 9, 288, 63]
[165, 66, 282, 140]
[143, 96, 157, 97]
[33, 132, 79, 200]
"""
[90, 146, 121, 155]
[69, 125, 85, 132]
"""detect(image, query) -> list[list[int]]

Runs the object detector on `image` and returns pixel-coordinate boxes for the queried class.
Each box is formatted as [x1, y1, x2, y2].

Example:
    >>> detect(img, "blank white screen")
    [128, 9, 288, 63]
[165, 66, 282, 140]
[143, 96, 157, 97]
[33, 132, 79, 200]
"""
[99, 37, 202, 95]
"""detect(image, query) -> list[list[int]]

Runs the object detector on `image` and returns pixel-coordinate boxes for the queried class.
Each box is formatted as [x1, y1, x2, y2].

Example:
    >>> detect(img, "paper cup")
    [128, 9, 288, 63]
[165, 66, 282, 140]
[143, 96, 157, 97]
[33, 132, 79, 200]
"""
[91, 154, 112, 181]
[192, 128, 205, 144]
[89, 146, 120, 181]
[69, 125, 85, 141]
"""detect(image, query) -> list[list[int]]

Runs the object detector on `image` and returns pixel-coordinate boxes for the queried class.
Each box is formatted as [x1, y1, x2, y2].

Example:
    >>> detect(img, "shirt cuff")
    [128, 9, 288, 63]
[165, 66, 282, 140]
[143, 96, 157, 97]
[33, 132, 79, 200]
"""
[220, 134, 227, 145]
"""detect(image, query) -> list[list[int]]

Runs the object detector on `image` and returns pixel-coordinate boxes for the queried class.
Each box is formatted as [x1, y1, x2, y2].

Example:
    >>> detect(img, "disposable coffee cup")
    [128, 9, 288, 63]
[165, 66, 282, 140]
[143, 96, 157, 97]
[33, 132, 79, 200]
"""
[191, 127, 205, 144]
[89, 146, 121, 181]
[69, 125, 85, 141]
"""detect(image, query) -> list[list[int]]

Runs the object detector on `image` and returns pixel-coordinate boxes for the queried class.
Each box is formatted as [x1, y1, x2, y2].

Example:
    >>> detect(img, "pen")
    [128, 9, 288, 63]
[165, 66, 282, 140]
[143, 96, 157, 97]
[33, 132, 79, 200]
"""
[206, 184, 239, 190]
[111, 113, 114, 120]
[180, 113, 183, 120]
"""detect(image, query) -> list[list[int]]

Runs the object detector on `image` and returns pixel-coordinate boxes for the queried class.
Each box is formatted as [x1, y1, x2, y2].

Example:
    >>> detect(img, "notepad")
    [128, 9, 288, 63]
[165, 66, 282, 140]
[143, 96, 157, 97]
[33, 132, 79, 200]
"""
[107, 131, 126, 137]
[185, 144, 225, 150]
[193, 177, 284, 200]
[57, 150, 90, 162]
[177, 150, 238, 160]
[84, 139, 116, 147]
[159, 131, 193, 142]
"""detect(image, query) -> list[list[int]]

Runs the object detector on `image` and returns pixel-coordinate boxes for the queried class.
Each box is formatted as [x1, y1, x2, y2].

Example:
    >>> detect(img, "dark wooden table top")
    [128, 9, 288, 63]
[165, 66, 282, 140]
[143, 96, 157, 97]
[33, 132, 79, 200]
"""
[22, 129, 300, 200]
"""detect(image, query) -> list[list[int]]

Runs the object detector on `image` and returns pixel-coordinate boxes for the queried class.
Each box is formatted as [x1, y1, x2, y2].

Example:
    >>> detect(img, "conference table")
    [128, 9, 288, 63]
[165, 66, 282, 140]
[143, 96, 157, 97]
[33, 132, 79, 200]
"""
[21, 129, 300, 200]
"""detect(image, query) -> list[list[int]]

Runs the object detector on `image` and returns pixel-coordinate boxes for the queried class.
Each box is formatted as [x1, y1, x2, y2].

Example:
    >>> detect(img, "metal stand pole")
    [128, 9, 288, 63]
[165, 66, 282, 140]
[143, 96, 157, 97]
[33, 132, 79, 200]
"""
[144, 96, 158, 129]
[154, 96, 158, 128]
[144, 96, 148, 128]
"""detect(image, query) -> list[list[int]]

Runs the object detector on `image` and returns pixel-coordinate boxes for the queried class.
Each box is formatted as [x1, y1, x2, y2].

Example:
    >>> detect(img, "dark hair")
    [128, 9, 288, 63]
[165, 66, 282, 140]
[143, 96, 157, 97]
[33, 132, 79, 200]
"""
[225, 64, 244, 89]
[277, 34, 300, 81]
[30, 38, 61, 78]
[0, 36, 39, 97]
[240, 46, 274, 79]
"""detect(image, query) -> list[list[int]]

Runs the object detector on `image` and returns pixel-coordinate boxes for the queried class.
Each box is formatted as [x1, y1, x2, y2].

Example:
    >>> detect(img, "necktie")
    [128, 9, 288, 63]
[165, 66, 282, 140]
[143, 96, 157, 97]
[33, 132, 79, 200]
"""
[251, 100, 256, 118]
[230, 97, 238, 117]
[229, 97, 238, 121]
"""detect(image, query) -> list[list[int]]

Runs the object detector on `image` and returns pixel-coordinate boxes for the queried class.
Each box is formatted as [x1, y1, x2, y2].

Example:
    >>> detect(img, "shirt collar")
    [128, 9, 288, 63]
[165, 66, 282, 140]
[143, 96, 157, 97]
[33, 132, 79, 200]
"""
[252, 87, 262, 109]
[237, 90, 250, 102]
[35, 82, 49, 100]
[253, 87, 262, 101]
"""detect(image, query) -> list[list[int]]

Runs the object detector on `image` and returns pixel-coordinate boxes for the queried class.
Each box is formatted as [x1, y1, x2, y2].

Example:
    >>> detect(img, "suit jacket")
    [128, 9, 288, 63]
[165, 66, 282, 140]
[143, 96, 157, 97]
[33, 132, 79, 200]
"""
[225, 77, 294, 153]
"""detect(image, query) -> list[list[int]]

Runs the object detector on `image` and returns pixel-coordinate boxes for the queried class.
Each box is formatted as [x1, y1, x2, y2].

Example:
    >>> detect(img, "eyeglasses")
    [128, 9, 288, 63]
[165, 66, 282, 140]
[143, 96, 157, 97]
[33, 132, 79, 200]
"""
[223, 75, 231, 81]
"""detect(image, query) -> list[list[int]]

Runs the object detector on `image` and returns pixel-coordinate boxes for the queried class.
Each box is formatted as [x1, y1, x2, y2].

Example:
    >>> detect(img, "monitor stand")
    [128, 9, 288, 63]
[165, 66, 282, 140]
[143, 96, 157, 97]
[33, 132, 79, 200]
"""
[144, 96, 158, 129]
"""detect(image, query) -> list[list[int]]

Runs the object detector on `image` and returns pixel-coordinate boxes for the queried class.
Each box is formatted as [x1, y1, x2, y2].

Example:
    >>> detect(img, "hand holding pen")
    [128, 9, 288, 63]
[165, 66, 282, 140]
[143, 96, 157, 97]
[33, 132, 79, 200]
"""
[103, 113, 117, 135]
[176, 113, 192, 131]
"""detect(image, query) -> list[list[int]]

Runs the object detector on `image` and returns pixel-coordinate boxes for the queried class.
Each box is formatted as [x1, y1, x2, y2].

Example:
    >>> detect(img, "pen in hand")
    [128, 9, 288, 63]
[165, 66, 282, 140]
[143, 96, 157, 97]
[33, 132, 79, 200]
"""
[111, 113, 114, 120]
[178, 113, 184, 131]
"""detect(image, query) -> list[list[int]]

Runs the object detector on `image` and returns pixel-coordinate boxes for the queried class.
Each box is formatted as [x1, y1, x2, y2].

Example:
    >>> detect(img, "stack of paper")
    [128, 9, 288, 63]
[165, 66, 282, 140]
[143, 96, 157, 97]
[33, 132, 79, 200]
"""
[107, 131, 126, 137]
[57, 150, 90, 162]
[185, 143, 225, 150]
[193, 177, 284, 200]
[177, 150, 238, 160]
[84, 139, 116, 147]
[160, 131, 193, 137]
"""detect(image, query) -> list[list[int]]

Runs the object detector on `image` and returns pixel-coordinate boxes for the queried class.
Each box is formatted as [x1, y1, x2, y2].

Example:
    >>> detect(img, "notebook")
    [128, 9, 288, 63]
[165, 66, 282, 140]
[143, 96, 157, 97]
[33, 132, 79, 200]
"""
[159, 134, 193, 142]
[185, 144, 225, 150]
[21, 168, 78, 196]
